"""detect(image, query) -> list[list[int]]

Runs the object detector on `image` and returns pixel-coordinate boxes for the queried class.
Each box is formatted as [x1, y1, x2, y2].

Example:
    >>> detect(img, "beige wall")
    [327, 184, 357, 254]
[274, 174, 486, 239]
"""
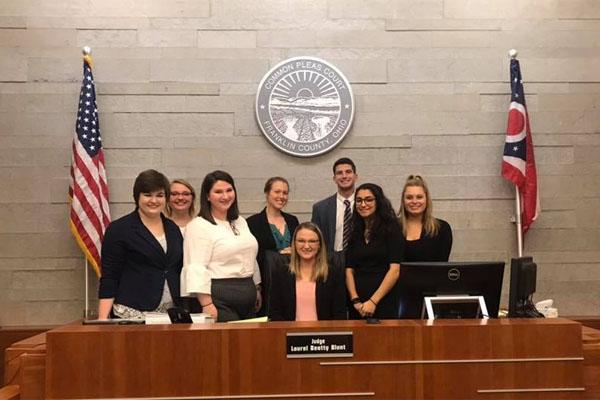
[1, 0, 599, 325]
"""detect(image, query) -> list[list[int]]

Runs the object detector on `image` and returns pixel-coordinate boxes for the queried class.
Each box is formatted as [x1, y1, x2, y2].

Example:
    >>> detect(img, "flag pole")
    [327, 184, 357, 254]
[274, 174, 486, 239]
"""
[85, 259, 90, 318]
[514, 186, 523, 257]
[82, 45, 92, 320]
[509, 49, 524, 257]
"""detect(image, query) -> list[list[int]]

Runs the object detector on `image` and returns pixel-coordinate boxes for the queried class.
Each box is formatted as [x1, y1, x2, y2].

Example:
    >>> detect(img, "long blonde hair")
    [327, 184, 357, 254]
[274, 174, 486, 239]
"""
[398, 175, 440, 237]
[289, 222, 329, 282]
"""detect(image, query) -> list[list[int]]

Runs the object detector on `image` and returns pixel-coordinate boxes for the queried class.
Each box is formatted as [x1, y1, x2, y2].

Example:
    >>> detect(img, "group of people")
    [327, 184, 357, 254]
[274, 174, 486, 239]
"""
[98, 158, 453, 322]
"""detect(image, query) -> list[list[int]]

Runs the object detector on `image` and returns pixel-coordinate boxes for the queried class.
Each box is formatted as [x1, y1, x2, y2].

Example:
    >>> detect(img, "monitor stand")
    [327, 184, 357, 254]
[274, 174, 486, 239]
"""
[423, 295, 489, 320]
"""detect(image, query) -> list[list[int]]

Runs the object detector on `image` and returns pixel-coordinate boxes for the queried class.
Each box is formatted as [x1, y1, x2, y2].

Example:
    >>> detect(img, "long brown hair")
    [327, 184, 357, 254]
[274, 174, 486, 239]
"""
[398, 175, 440, 237]
[199, 170, 239, 224]
[289, 222, 329, 282]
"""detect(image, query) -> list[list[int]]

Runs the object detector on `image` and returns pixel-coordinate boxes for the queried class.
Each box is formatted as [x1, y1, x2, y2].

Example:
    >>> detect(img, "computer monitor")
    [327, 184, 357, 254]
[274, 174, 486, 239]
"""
[397, 261, 505, 319]
[508, 256, 544, 318]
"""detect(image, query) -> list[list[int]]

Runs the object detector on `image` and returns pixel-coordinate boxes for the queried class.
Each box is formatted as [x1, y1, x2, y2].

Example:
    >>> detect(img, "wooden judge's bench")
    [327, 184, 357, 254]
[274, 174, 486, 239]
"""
[3, 318, 600, 399]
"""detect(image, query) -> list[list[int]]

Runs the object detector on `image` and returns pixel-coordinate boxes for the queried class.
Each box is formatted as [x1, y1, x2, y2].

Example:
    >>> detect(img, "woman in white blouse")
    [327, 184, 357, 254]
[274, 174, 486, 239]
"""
[181, 170, 262, 322]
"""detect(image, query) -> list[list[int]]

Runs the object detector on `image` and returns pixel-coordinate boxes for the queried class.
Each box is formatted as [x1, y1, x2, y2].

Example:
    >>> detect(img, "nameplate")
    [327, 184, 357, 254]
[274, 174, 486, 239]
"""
[286, 331, 353, 358]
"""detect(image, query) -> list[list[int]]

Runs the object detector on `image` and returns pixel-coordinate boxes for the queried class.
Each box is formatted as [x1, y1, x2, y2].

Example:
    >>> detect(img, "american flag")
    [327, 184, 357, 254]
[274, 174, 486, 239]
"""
[502, 58, 540, 234]
[69, 55, 110, 277]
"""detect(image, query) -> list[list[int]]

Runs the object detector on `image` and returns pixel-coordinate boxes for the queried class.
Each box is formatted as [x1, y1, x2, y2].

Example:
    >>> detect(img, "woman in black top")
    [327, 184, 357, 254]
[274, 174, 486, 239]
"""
[398, 175, 452, 262]
[269, 222, 346, 321]
[247, 177, 299, 315]
[346, 183, 404, 319]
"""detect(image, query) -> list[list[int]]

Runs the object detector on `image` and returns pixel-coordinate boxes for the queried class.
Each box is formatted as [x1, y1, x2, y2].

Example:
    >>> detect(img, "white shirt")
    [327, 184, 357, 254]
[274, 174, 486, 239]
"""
[156, 234, 173, 306]
[181, 216, 260, 296]
[333, 192, 355, 252]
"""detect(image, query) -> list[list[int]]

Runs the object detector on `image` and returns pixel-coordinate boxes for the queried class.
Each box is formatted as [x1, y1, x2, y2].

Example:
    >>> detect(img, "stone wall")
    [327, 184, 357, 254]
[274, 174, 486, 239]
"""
[1, 0, 599, 325]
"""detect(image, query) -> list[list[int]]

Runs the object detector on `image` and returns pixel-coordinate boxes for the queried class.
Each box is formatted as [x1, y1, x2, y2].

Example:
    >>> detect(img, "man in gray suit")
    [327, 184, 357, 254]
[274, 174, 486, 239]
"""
[311, 157, 358, 265]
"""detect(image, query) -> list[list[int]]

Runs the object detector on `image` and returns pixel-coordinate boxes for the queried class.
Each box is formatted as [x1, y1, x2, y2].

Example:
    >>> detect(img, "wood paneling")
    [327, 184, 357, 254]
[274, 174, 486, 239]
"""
[0, 327, 49, 386]
[571, 316, 600, 331]
[0, 384, 19, 400]
[4, 319, 598, 399]
[582, 326, 600, 399]
[43, 319, 587, 399]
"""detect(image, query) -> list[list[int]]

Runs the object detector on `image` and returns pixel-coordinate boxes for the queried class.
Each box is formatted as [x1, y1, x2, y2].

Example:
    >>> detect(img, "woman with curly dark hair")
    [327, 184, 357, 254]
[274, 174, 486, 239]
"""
[345, 183, 404, 319]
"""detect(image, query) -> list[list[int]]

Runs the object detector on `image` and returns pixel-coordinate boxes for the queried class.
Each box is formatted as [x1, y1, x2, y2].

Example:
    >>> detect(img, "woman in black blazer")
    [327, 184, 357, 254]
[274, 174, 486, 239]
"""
[269, 222, 346, 321]
[247, 177, 299, 315]
[98, 169, 183, 319]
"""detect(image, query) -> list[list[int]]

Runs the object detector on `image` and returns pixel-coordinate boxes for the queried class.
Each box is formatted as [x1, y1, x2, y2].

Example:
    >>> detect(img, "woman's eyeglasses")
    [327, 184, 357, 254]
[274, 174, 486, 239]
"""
[170, 191, 192, 197]
[295, 239, 320, 245]
[355, 197, 375, 205]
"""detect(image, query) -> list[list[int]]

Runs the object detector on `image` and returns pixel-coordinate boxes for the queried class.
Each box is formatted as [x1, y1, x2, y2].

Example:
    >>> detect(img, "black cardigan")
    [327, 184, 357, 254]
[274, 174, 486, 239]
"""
[269, 264, 347, 321]
[248, 208, 299, 255]
[247, 208, 299, 273]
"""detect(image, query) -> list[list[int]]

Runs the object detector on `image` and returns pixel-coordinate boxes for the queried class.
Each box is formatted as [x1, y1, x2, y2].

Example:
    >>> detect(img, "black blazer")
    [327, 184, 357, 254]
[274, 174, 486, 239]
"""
[99, 211, 183, 311]
[311, 194, 337, 254]
[269, 264, 347, 321]
[247, 208, 299, 270]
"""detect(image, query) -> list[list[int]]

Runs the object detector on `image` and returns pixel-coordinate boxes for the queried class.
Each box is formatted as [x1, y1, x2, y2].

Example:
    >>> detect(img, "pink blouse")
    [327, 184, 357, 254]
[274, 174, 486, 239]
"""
[295, 280, 318, 321]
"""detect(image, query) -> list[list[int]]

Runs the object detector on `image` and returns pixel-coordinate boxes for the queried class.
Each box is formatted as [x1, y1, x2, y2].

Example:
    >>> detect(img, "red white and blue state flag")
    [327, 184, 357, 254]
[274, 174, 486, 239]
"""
[69, 55, 110, 277]
[502, 58, 540, 234]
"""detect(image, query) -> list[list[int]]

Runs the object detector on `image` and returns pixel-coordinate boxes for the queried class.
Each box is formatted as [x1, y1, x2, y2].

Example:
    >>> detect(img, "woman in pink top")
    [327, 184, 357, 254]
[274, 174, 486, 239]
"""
[269, 222, 346, 321]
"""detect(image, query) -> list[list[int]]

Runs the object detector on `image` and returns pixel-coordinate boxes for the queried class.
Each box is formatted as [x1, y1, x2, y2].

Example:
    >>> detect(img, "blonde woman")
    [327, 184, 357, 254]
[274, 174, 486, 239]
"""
[269, 222, 346, 321]
[398, 175, 452, 262]
[165, 179, 196, 233]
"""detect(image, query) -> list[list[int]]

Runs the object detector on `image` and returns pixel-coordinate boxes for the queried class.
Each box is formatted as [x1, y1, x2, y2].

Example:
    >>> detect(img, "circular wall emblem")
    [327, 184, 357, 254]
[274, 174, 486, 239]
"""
[448, 268, 461, 281]
[255, 57, 354, 157]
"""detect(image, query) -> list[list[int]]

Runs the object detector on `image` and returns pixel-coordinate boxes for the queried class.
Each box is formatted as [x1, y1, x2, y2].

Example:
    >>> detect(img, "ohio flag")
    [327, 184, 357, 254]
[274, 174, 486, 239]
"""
[502, 58, 540, 234]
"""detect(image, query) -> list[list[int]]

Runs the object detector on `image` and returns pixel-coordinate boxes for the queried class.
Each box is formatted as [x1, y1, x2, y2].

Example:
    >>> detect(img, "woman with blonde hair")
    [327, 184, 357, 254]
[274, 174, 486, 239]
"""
[165, 179, 197, 233]
[269, 222, 346, 321]
[398, 175, 452, 262]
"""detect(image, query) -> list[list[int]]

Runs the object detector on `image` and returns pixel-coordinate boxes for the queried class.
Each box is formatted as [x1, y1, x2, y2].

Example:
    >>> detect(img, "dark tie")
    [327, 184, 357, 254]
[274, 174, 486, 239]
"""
[343, 199, 352, 251]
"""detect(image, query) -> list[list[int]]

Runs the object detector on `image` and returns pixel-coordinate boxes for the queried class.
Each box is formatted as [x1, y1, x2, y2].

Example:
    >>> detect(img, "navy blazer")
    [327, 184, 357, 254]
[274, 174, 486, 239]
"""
[269, 264, 347, 321]
[99, 211, 183, 311]
[311, 194, 337, 254]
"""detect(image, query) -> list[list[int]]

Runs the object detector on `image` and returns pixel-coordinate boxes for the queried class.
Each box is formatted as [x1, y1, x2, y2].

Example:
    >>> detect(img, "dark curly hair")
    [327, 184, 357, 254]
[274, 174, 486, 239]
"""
[351, 183, 399, 242]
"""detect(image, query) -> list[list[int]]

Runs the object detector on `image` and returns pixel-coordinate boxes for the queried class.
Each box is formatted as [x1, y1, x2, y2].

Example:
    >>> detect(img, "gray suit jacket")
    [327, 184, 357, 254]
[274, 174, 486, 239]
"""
[311, 194, 337, 254]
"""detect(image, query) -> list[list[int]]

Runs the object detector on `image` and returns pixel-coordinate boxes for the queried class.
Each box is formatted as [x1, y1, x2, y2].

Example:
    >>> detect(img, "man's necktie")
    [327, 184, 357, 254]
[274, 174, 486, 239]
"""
[343, 199, 352, 251]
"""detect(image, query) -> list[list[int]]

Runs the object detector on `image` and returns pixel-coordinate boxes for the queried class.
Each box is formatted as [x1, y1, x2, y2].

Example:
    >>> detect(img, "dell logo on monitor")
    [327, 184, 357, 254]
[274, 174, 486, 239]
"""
[448, 268, 461, 281]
